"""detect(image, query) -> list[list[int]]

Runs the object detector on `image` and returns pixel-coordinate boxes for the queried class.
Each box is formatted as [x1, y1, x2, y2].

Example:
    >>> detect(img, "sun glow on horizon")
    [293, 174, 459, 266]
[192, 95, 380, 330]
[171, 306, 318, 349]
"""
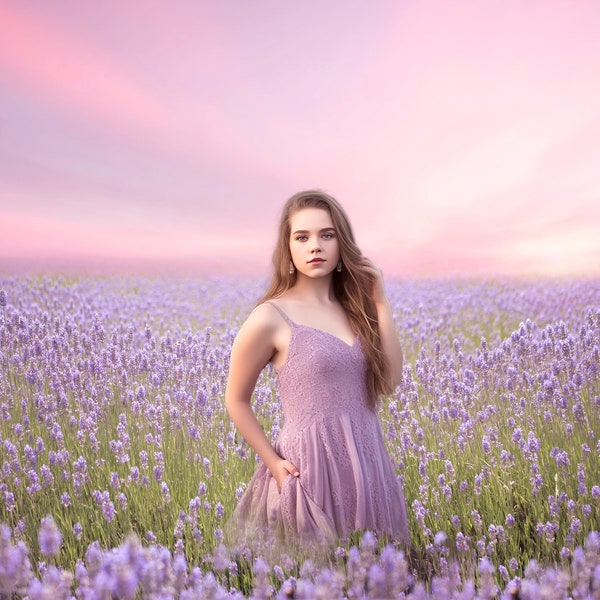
[1, 1, 599, 277]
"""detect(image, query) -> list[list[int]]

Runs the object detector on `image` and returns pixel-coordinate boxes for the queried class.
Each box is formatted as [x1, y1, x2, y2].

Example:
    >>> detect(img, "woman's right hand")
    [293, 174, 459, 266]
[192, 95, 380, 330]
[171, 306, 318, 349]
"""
[271, 458, 300, 492]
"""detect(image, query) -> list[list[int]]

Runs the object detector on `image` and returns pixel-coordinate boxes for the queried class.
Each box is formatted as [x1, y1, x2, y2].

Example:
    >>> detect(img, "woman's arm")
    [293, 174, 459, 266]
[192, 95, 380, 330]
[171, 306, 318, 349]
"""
[225, 305, 299, 489]
[364, 261, 404, 389]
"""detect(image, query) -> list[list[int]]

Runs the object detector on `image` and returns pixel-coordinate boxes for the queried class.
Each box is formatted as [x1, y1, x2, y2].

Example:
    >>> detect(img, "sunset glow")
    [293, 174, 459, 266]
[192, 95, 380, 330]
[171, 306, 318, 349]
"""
[1, 1, 599, 277]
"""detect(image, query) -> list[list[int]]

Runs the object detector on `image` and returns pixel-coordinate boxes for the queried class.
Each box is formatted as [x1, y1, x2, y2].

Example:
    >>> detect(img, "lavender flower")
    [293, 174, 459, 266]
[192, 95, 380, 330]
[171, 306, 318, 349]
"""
[38, 516, 62, 557]
[160, 481, 171, 503]
[102, 500, 116, 522]
[0, 275, 598, 596]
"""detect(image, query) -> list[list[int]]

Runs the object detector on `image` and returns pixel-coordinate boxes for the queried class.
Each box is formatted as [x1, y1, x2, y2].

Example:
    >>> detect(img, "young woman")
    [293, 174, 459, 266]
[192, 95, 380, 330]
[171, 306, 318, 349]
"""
[225, 190, 410, 549]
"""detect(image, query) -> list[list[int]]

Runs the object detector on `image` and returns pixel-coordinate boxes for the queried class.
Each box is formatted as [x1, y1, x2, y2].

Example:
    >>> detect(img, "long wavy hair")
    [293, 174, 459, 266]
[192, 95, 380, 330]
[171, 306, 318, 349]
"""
[257, 190, 391, 407]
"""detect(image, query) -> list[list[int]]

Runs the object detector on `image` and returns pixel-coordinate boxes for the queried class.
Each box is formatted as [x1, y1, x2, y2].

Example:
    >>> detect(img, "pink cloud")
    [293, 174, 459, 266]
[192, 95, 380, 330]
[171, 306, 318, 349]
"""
[0, 2, 250, 170]
[0, 206, 275, 276]
[0, 4, 168, 129]
[0, 1, 599, 277]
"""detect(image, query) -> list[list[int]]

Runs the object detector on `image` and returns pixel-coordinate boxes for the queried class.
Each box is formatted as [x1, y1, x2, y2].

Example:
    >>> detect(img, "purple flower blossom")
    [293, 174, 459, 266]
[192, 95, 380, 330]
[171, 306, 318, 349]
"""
[4, 491, 16, 512]
[102, 501, 116, 522]
[153, 465, 164, 482]
[144, 531, 157, 543]
[38, 516, 62, 557]
[139, 450, 148, 469]
[511, 427, 522, 444]
[117, 492, 128, 511]
[110, 472, 120, 490]
[456, 532, 470, 553]
[434, 531, 447, 546]
[160, 481, 171, 503]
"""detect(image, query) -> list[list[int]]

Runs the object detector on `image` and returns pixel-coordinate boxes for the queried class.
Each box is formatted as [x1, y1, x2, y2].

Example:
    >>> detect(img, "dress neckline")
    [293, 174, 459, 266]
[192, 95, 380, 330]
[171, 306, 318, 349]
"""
[293, 322, 358, 348]
[265, 301, 358, 348]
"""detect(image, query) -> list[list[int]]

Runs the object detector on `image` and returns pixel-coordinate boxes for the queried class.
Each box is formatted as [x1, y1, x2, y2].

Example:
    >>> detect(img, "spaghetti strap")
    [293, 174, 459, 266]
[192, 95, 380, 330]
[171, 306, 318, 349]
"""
[263, 300, 294, 325]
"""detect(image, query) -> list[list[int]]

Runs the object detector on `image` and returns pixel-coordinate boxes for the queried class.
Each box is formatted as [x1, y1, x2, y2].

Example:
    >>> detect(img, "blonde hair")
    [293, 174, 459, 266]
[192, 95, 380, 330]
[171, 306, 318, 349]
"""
[258, 190, 391, 407]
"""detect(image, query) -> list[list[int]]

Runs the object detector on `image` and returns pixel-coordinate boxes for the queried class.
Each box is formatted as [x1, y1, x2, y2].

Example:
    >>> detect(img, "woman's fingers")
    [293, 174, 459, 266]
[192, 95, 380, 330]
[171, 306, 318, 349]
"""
[274, 459, 299, 491]
[282, 459, 300, 477]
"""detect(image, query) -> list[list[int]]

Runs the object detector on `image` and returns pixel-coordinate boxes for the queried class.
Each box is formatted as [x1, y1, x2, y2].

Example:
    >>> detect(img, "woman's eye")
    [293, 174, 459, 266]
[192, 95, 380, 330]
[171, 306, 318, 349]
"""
[323, 233, 334, 239]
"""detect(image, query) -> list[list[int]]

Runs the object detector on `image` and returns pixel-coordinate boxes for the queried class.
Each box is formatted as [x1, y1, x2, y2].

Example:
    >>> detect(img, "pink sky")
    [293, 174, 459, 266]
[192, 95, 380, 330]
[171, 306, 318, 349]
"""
[1, 1, 599, 277]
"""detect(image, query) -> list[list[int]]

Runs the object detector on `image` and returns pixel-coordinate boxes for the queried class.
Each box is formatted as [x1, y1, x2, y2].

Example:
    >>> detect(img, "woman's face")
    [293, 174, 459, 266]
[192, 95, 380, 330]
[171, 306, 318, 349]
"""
[288, 207, 340, 279]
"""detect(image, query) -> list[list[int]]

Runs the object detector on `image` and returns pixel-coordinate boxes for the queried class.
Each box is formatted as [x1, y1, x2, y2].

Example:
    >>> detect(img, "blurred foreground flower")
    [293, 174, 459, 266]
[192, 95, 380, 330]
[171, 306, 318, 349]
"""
[38, 516, 62, 557]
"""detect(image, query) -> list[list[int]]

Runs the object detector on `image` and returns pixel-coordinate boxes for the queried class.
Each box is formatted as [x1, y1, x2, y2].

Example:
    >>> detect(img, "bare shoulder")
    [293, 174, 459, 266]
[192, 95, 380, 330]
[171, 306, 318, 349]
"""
[235, 301, 284, 342]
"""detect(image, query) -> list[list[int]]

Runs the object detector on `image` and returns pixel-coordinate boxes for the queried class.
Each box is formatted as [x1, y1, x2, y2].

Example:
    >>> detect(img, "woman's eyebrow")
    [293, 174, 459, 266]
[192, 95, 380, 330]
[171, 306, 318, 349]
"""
[292, 227, 336, 235]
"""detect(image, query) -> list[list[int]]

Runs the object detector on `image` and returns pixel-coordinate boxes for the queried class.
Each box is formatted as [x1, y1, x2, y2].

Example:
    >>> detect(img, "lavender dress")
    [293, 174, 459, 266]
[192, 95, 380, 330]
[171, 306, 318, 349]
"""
[228, 302, 410, 548]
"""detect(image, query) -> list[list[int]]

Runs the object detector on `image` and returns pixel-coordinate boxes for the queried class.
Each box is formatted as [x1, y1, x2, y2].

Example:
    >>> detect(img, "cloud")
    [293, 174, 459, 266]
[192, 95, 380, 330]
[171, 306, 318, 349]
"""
[0, 1, 599, 276]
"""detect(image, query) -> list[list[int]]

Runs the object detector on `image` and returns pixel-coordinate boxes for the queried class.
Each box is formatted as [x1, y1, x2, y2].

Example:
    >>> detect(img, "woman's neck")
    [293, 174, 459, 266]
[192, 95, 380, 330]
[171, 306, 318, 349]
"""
[288, 274, 337, 304]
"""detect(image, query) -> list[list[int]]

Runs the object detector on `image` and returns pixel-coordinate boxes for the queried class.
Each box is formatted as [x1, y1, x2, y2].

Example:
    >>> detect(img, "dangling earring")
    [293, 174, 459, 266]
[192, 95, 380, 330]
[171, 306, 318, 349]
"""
[336, 260, 343, 272]
[289, 260, 295, 275]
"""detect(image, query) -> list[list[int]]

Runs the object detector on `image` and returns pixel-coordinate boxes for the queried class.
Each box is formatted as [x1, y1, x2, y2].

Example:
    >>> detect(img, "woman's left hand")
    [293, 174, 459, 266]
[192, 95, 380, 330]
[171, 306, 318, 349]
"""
[362, 258, 387, 305]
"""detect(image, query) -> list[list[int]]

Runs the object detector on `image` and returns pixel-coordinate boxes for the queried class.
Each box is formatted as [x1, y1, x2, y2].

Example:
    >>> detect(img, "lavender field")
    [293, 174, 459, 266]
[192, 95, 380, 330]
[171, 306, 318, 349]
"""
[0, 275, 599, 599]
